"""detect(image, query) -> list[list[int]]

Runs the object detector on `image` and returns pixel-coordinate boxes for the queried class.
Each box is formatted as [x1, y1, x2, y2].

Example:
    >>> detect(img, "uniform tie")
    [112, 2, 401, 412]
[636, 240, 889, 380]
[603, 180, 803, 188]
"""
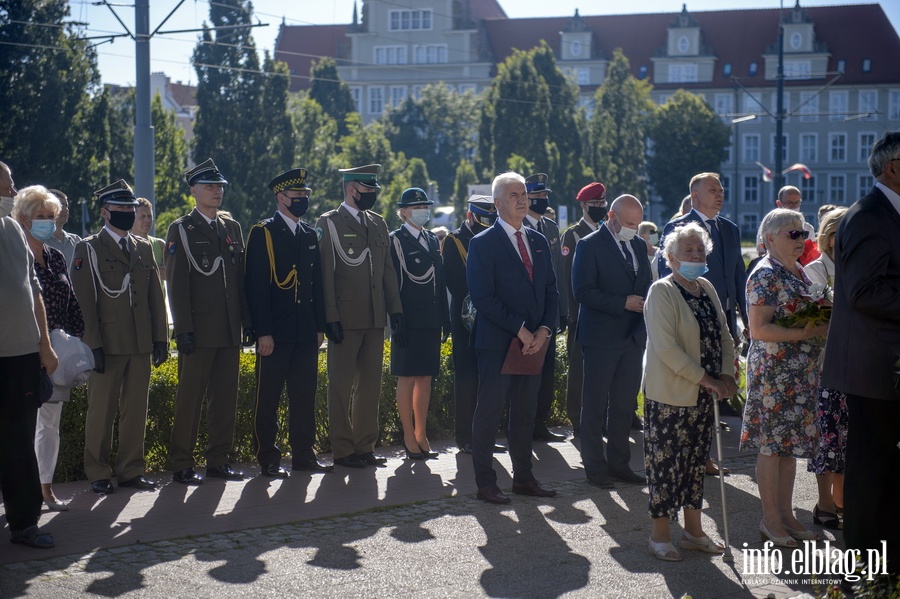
[119, 237, 130, 260]
[359, 212, 366, 228]
[515, 231, 534, 281]
[620, 240, 634, 271]
[418, 231, 428, 249]
[706, 218, 722, 251]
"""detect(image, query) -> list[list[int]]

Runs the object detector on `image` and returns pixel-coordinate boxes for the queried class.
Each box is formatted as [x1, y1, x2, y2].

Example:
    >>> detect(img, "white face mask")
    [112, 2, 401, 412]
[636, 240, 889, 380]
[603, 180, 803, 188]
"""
[0, 196, 14, 218]
[618, 225, 638, 241]
[648, 232, 659, 246]
[409, 208, 431, 227]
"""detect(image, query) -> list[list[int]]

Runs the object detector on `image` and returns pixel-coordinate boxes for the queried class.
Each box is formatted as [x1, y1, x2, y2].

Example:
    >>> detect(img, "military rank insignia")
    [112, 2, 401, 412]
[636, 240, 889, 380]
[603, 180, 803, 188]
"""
[315, 226, 323, 242]
[168, 241, 178, 255]
[73, 258, 83, 270]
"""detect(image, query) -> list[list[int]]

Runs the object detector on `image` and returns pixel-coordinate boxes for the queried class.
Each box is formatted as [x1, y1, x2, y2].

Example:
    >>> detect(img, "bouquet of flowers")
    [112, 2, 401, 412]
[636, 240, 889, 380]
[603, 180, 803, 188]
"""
[775, 283, 832, 328]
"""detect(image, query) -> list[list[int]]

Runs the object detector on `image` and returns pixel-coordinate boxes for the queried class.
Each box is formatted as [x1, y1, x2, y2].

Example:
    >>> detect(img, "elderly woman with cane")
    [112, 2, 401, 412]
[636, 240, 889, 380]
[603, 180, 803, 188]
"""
[643, 222, 737, 561]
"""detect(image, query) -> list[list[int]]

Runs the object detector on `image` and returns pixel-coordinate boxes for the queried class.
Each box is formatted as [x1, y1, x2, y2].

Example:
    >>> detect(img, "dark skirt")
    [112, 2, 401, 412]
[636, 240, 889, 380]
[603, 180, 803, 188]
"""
[391, 327, 441, 376]
[807, 386, 848, 475]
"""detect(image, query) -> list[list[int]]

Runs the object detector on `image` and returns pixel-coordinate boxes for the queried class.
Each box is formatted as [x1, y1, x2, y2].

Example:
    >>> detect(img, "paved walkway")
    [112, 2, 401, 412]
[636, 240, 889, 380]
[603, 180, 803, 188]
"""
[1, 418, 844, 598]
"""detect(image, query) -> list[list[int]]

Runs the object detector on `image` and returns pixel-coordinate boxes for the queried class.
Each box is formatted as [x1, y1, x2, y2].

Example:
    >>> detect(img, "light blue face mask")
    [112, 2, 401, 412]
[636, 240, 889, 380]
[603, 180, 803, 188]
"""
[409, 208, 431, 227]
[678, 260, 709, 281]
[30, 218, 57, 242]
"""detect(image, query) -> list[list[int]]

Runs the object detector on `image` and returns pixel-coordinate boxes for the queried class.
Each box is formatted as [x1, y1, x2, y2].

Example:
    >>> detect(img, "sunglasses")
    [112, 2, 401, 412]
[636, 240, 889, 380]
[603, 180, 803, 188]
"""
[778, 230, 810, 240]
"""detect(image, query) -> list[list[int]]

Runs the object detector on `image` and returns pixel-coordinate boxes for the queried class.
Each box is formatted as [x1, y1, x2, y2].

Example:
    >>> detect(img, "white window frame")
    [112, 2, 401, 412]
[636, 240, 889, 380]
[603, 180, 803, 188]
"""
[413, 44, 448, 65]
[389, 9, 432, 31]
[830, 91, 848, 121]
[714, 93, 733, 118]
[743, 176, 759, 203]
[741, 214, 759, 239]
[800, 176, 816, 202]
[374, 46, 408, 66]
[800, 133, 817, 163]
[667, 63, 698, 83]
[858, 132, 876, 163]
[858, 90, 877, 121]
[829, 175, 846, 204]
[890, 90, 900, 120]
[798, 91, 818, 122]
[389, 86, 407, 107]
[829, 133, 847, 163]
[743, 134, 760, 163]
[859, 174, 874, 199]
[784, 60, 811, 79]
[576, 68, 589, 85]
[368, 86, 384, 115]
[350, 86, 362, 113]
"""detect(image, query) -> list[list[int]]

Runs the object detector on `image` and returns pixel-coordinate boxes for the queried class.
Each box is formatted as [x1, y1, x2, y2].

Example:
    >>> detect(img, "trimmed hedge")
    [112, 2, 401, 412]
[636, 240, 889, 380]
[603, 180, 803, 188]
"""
[54, 336, 571, 483]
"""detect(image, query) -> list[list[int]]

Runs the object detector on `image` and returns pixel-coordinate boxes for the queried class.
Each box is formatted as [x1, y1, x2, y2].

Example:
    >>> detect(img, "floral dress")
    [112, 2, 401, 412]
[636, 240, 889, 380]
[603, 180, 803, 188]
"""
[644, 285, 720, 520]
[740, 256, 820, 458]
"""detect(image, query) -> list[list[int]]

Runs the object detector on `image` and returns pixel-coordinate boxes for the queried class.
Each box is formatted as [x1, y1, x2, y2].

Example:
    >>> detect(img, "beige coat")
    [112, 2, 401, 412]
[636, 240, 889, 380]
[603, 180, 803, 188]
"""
[642, 275, 735, 407]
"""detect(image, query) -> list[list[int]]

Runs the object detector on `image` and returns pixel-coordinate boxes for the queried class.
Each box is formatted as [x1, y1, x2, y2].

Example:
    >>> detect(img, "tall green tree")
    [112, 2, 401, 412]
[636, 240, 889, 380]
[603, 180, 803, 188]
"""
[647, 90, 731, 217]
[591, 48, 655, 201]
[477, 47, 552, 181]
[333, 113, 400, 221]
[290, 94, 340, 217]
[0, 0, 102, 219]
[151, 92, 192, 234]
[381, 83, 480, 206]
[308, 57, 356, 138]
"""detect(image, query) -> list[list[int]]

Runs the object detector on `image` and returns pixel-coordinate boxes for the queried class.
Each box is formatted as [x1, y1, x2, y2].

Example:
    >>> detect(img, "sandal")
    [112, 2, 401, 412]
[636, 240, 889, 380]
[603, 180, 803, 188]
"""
[10, 525, 55, 549]
[680, 531, 725, 554]
[759, 521, 797, 548]
[648, 537, 682, 561]
[813, 504, 843, 530]
[784, 525, 821, 541]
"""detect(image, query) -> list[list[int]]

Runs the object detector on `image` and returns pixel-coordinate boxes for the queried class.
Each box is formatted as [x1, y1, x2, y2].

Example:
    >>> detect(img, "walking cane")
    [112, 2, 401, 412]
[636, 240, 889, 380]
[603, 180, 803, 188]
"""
[712, 392, 734, 562]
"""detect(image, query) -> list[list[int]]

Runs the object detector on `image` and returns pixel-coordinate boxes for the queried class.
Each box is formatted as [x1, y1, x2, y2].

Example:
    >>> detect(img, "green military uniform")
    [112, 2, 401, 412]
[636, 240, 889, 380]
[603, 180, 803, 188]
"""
[316, 165, 402, 462]
[71, 183, 167, 485]
[166, 160, 249, 475]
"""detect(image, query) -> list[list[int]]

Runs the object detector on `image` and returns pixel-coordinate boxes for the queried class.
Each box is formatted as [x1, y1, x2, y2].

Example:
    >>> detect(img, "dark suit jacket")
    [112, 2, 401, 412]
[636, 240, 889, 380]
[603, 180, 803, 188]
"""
[560, 219, 596, 326]
[822, 185, 900, 401]
[525, 214, 567, 326]
[658, 209, 747, 333]
[389, 225, 450, 330]
[466, 220, 559, 351]
[573, 225, 652, 349]
[443, 222, 477, 327]
[244, 213, 326, 343]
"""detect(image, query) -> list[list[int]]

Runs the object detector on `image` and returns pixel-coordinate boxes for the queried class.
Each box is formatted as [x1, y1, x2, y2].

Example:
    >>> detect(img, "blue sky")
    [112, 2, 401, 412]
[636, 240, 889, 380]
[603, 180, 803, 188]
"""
[65, 0, 900, 86]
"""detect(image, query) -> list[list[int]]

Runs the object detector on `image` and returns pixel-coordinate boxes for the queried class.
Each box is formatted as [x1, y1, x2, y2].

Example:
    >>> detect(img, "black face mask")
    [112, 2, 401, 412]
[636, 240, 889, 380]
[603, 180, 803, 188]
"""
[470, 220, 488, 234]
[529, 198, 550, 215]
[287, 196, 309, 217]
[587, 205, 608, 223]
[107, 210, 136, 231]
[356, 191, 377, 212]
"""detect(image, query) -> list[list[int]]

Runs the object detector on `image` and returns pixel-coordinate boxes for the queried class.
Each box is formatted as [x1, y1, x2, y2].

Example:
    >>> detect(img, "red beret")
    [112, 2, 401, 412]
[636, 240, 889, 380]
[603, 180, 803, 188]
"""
[576, 182, 606, 202]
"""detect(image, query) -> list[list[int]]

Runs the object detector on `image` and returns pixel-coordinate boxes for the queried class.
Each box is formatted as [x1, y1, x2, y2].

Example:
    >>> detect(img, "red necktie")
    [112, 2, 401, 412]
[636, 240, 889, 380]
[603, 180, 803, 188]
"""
[515, 231, 533, 281]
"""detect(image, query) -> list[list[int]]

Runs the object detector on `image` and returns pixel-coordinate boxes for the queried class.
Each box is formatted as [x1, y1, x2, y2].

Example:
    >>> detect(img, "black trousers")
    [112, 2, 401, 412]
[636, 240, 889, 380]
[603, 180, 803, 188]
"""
[253, 340, 320, 467]
[472, 347, 539, 489]
[451, 321, 478, 446]
[845, 394, 900, 575]
[0, 352, 42, 534]
[533, 331, 557, 427]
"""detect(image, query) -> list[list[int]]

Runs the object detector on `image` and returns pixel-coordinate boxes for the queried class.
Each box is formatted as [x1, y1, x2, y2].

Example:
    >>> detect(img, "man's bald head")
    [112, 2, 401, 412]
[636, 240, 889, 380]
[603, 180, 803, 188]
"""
[608, 195, 644, 232]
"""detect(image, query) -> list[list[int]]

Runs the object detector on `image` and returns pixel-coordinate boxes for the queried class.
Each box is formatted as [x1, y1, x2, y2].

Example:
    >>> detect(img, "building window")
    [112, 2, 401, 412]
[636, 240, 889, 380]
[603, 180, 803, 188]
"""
[829, 133, 847, 162]
[389, 9, 432, 31]
[800, 133, 817, 163]
[837, 59, 846, 73]
[858, 90, 877, 120]
[862, 58, 872, 73]
[723, 63, 732, 77]
[368, 87, 384, 114]
[800, 176, 816, 202]
[890, 90, 900, 120]
[749, 62, 758, 77]
[743, 176, 759, 203]
[829, 175, 845, 203]
[771, 134, 788, 163]
[743, 134, 760, 162]
[830, 91, 848, 120]
[637, 65, 648, 79]
[799, 91, 818, 122]
[784, 60, 811, 79]
[668, 63, 698, 83]
[741, 214, 759, 239]
[791, 32, 802, 49]
[576, 68, 589, 85]
[678, 36, 689, 54]
[715, 93, 733, 117]
[389, 86, 407, 107]
[374, 46, 408, 65]
[350, 86, 362, 113]
[859, 132, 876, 162]
[720, 176, 730, 201]
[859, 175, 874, 198]
[743, 94, 763, 117]
[571, 40, 582, 57]
[412, 85, 423, 100]
[413, 45, 447, 64]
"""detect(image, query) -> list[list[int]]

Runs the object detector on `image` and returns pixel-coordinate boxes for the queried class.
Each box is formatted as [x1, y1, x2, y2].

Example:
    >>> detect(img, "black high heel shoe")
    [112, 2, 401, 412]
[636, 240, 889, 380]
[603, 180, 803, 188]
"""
[402, 440, 426, 460]
[813, 504, 843, 530]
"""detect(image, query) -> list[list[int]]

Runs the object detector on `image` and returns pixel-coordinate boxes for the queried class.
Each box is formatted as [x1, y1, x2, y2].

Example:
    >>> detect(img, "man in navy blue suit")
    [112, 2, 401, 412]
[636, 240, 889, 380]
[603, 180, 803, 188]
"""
[573, 195, 652, 488]
[658, 173, 747, 339]
[466, 171, 560, 505]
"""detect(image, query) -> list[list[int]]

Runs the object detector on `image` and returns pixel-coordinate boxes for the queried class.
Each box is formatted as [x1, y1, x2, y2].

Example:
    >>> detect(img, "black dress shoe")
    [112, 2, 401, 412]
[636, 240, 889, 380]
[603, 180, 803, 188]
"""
[91, 479, 114, 494]
[334, 455, 367, 468]
[631, 413, 644, 431]
[118, 475, 156, 490]
[206, 464, 245, 481]
[533, 426, 566, 442]
[477, 484, 511, 505]
[292, 458, 334, 473]
[493, 444, 507, 454]
[260, 464, 289, 478]
[512, 479, 557, 497]
[458, 443, 472, 454]
[172, 468, 203, 485]
[609, 469, 647, 485]
[586, 475, 615, 489]
[357, 452, 387, 466]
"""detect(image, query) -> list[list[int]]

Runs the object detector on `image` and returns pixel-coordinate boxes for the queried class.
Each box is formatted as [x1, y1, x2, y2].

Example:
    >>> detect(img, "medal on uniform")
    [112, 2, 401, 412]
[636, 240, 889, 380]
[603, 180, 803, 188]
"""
[415, 258, 420, 264]
[348, 248, 354, 255]
[202, 254, 210, 268]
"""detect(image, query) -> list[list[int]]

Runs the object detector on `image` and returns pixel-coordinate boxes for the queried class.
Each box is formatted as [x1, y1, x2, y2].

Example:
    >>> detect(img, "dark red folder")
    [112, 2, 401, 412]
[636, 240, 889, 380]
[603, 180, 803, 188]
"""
[501, 337, 550, 375]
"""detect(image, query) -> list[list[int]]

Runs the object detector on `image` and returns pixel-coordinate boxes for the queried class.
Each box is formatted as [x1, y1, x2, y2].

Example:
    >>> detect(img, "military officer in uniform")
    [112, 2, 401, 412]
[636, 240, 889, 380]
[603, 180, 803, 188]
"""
[315, 164, 404, 468]
[245, 168, 331, 476]
[165, 159, 250, 484]
[559, 182, 607, 437]
[522, 173, 567, 442]
[71, 180, 169, 494]
[443, 196, 500, 453]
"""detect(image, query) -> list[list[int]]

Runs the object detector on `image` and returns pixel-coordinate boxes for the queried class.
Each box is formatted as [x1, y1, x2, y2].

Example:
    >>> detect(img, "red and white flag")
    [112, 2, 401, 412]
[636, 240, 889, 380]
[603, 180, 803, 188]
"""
[783, 163, 813, 179]
[755, 161, 773, 183]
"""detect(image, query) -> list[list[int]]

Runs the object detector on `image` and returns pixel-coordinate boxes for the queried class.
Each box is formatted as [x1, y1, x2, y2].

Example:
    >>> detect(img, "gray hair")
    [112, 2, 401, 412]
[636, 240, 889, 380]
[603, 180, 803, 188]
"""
[491, 171, 525, 200]
[12, 185, 61, 220]
[662, 221, 712, 269]
[868, 131, 900, 178]
[759, 208, 803, 244]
